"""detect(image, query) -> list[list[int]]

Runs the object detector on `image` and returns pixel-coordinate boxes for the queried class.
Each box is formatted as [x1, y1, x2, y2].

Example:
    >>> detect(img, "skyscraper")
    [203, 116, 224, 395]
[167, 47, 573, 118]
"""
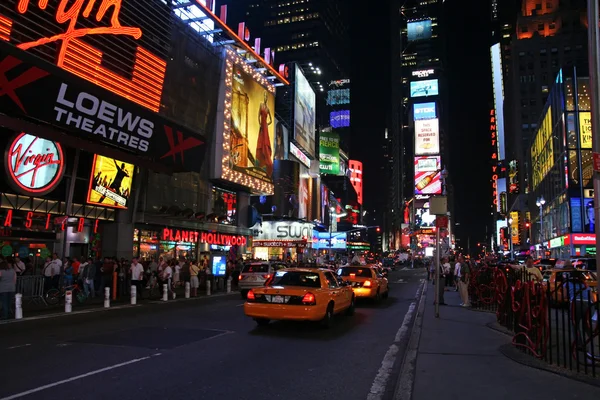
[389, 0, 449, 251]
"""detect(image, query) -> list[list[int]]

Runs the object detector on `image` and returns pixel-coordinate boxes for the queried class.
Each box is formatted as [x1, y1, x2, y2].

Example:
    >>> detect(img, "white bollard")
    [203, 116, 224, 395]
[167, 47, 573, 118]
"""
[104, 287, 110, 308]
[65, 290, 72, 313]
[130, 285, 137, 305]
[162, 284, 168, 301]
[206, 280, 211, 296]
[227, 277, 232, 293]
[185, 282, 190, 299]
[15, 293, 23, 319]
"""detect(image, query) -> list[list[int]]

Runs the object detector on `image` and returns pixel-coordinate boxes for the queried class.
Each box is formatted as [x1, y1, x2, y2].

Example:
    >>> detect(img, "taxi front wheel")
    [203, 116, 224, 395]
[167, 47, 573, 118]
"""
[254, 318, 270, 326]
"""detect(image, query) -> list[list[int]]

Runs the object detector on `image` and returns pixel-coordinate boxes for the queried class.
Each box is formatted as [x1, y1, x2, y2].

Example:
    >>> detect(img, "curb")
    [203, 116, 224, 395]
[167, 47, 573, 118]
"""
[0, 291, 239, 325]
[485, 321, 513, 336]
[393, 279, 428, 400]
[498, 343, 600, 388]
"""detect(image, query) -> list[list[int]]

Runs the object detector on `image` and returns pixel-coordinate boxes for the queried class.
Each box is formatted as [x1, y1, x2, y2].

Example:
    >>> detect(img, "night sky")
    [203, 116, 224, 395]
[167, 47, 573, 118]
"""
[351, 0, 493, 253]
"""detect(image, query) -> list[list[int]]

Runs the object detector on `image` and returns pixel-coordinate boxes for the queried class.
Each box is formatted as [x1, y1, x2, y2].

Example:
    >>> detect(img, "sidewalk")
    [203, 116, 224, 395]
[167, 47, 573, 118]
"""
[4, 284, 239, 323]
[408, 283, 600, 400]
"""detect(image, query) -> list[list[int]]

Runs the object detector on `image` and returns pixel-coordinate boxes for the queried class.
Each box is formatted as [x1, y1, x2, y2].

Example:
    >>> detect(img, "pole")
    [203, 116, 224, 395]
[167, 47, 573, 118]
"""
[435, 221, 440, 318]
[329, 214, 333, 262]
[60, 148, 80, 259]
[587, 0, 600, 272]
[539, 204, 544, 257]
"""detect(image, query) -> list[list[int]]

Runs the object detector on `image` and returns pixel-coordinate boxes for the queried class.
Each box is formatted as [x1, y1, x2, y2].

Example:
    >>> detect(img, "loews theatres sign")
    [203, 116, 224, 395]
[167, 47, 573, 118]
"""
[0, 1, 207, 170]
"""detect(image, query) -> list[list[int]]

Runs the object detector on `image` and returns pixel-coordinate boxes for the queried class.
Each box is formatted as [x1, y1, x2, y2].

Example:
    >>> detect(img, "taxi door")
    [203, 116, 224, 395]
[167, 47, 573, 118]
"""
[324, 271, 350, 313]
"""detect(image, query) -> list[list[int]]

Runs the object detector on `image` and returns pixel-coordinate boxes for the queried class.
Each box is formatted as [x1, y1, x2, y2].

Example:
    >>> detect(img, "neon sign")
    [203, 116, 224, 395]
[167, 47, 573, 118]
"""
[3, 0, 167, 112]
[490, 109, 498, 209]
[200, 232, 247, 246]
[2, 209, 100, 233]
[5, 133, 65, 196]
[162, 228, 199, 243]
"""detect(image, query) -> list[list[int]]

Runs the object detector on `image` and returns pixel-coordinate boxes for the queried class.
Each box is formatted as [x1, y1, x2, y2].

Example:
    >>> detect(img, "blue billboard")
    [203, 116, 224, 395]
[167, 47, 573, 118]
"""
[407, 20, 432, 41]
[312, 232, 347, 250]
[410, 79, 439, 97]
[413, 102, 436, 120]
[330, 110, 350, 128]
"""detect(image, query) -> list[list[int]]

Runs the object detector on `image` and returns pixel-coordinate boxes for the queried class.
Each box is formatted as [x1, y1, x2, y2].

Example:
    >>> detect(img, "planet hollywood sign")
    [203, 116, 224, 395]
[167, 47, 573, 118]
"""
[161, 228, 247, 246]
[5, 133, 65, 196]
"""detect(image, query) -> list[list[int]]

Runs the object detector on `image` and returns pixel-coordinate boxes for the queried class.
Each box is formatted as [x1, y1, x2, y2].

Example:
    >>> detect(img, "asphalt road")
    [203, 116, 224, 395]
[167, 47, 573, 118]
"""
[0, 267, 426, 400]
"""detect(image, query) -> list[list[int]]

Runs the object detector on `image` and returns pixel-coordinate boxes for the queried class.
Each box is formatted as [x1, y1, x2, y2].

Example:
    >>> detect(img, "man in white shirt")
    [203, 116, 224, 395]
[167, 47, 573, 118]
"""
[49, 253, 62, 289]
[130, 258, 144, 299]
[14, 256, 25, 275]
[454, 260, 462, 292]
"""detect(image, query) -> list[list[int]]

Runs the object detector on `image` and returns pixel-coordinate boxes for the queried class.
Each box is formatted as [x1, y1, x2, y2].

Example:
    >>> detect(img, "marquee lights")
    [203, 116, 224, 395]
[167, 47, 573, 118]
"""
[220, 49, 275, 194]
[3, 0, 167, 112]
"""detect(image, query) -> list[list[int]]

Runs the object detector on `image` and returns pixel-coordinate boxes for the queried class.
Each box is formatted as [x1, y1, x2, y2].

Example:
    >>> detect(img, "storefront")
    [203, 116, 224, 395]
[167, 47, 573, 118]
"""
[252, 221, 314, 261]
[134, 225, 249, 263]
[545, 234, 597, 258]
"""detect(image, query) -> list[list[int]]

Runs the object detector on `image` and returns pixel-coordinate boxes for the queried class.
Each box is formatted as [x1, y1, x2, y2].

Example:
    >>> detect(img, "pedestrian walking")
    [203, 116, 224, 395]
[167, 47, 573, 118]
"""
[130, 258, 144, 299]
[80, 258, 96, 298]
[435, 257, 447, 305]
[457, 256, 471, 307]
[190, 260, 200, 297]
[0, 261, 16, 320]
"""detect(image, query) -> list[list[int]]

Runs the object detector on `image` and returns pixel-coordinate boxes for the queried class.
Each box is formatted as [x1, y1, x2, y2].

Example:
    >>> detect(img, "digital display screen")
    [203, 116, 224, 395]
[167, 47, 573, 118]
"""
[407, 20, 432, 41]
[413, 102, 436, 120]
[330, 110, 350, 128]
[212, 255, 227, 276]
[327, 89, 350, 105]
[410, 79, 439, 97]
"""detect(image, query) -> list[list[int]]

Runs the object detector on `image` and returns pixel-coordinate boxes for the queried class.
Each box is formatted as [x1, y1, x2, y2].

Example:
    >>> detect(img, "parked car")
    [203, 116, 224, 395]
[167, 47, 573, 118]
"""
[238, 262, 287, 299]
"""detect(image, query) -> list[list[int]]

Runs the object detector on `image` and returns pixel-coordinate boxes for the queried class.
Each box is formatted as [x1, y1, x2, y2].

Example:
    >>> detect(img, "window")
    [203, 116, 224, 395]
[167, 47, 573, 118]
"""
[521, 26, 528, 33]
[538, 23, 544, 31]
[325, 272, 339, 288]
[549, 23, 556, 29]
[242, 264, 269, 273]
[530, 99, 536, 106]
[338, 267, 373, 277]
[270, 271, 321, 288]
[535, 3, 542, 10]
[546, 1, 553, 9]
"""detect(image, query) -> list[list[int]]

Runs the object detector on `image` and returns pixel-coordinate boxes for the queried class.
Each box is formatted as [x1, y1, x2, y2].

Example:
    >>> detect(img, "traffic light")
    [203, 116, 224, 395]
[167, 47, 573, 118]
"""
[376, 227, 381, 233]
[525, 221, 530, 228]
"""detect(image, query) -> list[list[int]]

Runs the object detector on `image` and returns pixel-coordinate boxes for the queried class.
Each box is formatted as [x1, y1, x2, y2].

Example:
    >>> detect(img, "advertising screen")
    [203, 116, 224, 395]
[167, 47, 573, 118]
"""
[274, 119, 289, 161]
[312, 232, 347, 250]
[415, 207, 436, 227]
[407, 20, 432, 41]
[491, 44, 506, 160]
[580, 112, 592, 149]
[413, 102, 436, 120]
[294, 65, 316, 156]
[211, 255, 227, 277]
[571, 197, 595, 233]
[414, 156, 441, 195]
[410, 79, 439, 97]
[87, 155, 134, 209]
[330, 110, 350, 128]
[319, 132, 340, 175]
[229, 63, 276, 185]
[327, 89, 350, 105]
[414, 119, 440, 155]
[531, 106, 554, 189]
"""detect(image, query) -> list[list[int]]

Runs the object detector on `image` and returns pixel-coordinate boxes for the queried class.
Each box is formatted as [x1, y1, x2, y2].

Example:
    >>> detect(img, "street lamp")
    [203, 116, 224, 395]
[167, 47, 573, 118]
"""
[508, 217, 513, 259]
[536, 196, 546, 258]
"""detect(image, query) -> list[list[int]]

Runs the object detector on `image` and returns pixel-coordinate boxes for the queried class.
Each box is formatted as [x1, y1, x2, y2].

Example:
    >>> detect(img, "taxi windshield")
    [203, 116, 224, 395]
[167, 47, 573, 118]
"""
[270, 271, 321, 288]
[337, 267, 372, 277]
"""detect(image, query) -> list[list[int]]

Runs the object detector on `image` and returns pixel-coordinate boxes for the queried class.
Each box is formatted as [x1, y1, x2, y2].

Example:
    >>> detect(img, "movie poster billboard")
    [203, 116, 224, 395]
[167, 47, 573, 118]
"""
[414, 156, 441, 195]
[229, 64, 276, 184]
[87, 155, 134, 209]
[294, 65, 316, 157]
[274, 119, 289, 161]
[319, 132, 340, 175]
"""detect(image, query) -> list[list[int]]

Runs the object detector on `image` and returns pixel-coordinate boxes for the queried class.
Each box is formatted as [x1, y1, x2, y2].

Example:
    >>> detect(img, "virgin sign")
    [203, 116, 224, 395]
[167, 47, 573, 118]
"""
[5, 133, 65, 195]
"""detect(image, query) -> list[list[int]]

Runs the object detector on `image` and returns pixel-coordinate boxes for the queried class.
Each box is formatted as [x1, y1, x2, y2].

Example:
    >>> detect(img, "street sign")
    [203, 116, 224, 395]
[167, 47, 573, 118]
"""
[594, 152, 600, 172]
[436, 216, 448, 228]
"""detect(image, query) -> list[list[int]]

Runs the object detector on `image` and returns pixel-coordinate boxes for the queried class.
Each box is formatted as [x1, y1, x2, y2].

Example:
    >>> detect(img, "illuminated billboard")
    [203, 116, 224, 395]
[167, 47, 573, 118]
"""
[87, 155, 134, 209]
[490, 43, 506, 160]
[350, 160, 363, 205]
[319, 132, 340, 175]
[327, 89, 350, 105]
[294, 65, 316, 157]
[407, 20, 432, 41]
[410, 79, 439, 97]
[330, 110, 350, 128]
[413, 102, 436, 120]
[580, 112, 592, 149]
[274, 119, 289, 161]
[414, 119, 440, 155]
[531, 106, 554, 189]
[220, 49, 276, 194]
[414, 156, 441, 195]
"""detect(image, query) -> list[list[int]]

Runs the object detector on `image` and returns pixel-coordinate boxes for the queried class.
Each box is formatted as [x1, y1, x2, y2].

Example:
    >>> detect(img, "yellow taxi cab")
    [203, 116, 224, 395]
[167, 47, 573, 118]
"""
[244, 268, 355, 328]
[542, 266, 597, 306]
[336, 265, 389, 301]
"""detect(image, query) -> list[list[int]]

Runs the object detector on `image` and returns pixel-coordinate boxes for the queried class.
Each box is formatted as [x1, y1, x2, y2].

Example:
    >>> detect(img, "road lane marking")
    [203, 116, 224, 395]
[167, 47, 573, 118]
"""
[366, 282, 423, 400]
[0, 353, 162, 400]
[6, 344, 31, 350]
[236, 303, 245, 307]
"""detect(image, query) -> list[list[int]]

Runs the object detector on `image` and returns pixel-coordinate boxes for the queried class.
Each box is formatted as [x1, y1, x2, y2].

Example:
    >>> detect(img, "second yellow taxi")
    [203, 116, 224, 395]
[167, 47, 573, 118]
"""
[337, 265, 389, 301]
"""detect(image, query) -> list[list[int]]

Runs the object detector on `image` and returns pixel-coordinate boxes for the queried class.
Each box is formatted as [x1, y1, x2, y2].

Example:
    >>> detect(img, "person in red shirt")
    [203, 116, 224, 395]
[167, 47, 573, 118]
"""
[72, 257, 81, 275]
